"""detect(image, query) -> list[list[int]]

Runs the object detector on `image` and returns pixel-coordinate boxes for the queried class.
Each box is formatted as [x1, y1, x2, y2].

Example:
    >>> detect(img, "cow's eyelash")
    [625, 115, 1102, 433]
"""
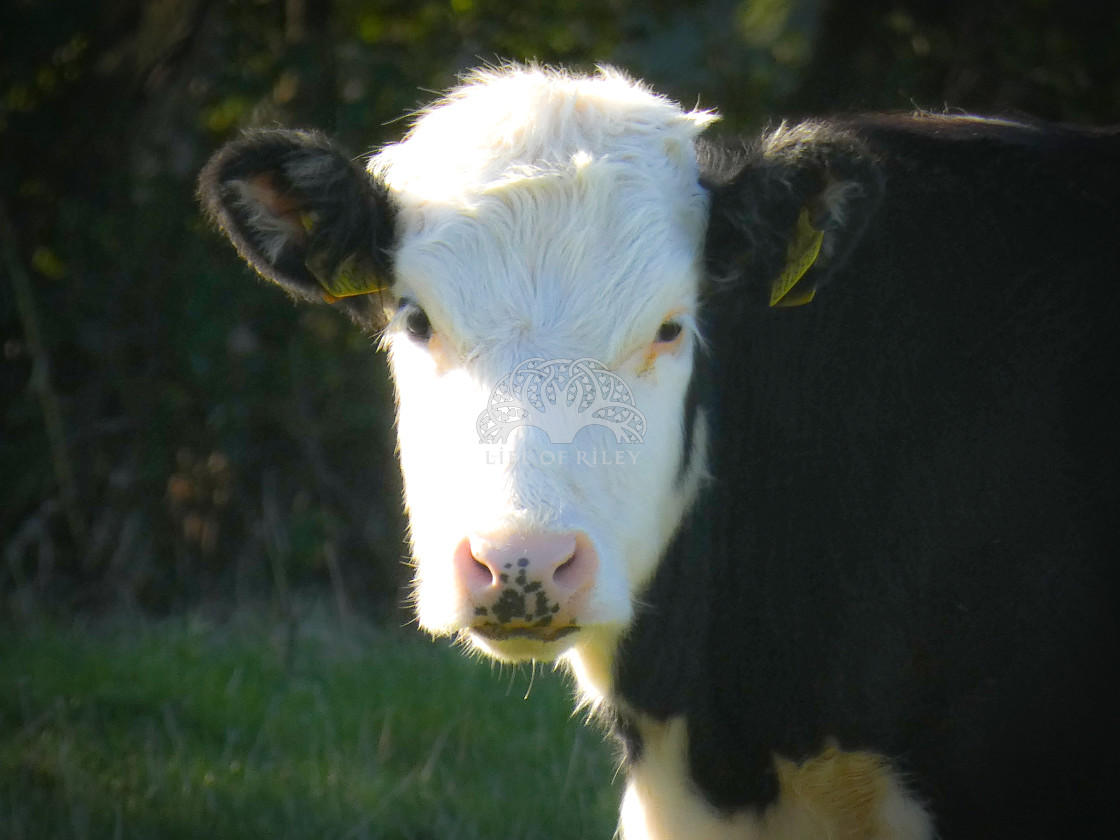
[391, 299, 434, 342]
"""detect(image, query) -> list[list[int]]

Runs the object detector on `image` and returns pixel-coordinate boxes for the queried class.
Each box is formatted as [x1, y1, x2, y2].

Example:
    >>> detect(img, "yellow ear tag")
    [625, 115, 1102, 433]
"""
[305, 247, 386, 303]
[770, 207, 824, 307]
[298, 210, 386, 301]
[322, 252, 386, 299]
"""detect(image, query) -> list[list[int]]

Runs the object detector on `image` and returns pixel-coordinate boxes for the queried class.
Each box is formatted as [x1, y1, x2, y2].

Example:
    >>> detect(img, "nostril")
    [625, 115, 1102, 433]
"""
[471, 554, 497, 587]
[552, 553, 579, 586]
[454, 537, 499, 593]
[551, 535, 597, 593]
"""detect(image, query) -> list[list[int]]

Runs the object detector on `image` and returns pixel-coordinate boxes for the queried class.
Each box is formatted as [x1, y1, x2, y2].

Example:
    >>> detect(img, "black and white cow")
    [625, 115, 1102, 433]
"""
[199, 65, 1120, 839]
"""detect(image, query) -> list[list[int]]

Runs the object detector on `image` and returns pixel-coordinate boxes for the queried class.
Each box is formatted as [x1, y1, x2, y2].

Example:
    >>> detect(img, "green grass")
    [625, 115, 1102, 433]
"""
[0, 608, 620, 839]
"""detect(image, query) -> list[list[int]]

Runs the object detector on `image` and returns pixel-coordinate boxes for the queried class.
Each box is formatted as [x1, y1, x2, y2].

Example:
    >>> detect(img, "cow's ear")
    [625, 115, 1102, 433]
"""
[198, 129, 395, 308]
[701, 123, 883, 307]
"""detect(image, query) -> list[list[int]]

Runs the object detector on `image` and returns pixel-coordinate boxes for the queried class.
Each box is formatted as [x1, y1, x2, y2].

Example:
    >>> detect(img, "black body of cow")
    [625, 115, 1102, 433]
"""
[615, 116, 1120, 838]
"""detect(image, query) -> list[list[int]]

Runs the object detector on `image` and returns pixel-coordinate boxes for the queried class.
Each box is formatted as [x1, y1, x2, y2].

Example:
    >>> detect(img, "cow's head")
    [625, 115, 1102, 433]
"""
[199, 65, 878, 700]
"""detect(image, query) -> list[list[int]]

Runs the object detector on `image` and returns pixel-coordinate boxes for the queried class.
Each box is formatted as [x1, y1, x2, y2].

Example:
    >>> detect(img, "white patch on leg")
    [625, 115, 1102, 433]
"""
[619, 715, 933, 840]
[620, 716, 762, 840]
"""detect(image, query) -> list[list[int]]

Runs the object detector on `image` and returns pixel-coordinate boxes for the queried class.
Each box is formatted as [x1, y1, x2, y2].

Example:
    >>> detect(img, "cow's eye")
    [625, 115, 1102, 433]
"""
[655, 320, 683, 344]
[402, 303, 433, 342]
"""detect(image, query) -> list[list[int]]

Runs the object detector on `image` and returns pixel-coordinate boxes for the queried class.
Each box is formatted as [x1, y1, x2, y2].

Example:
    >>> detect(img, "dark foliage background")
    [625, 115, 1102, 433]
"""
[2, 0, 1118, 620]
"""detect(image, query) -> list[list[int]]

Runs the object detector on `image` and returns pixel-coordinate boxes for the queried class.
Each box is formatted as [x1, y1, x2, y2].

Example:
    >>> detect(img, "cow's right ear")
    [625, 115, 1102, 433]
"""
[198, 129, 395, 306]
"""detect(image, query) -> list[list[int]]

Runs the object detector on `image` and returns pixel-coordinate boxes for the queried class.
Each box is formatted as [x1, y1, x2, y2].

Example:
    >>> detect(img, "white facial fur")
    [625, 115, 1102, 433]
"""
[371, 65, 715, 685]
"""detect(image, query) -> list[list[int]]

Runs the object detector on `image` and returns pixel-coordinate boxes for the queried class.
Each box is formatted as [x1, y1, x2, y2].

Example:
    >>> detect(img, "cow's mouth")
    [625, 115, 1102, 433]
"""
[472, 623, 581, 642]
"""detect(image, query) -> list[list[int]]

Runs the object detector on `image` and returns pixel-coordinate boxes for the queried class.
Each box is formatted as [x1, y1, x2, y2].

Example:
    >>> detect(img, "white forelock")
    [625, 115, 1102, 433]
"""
[369, 63, 717, 208]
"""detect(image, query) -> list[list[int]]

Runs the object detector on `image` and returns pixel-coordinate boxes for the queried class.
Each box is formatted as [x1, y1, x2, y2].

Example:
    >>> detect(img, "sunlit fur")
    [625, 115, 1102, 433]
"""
[619, 716, 931, 840]
[370, 65, 715, 686]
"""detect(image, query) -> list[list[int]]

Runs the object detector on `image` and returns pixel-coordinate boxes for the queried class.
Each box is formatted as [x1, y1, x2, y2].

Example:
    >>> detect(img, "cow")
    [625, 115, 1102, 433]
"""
[198, 64, 1120, 839]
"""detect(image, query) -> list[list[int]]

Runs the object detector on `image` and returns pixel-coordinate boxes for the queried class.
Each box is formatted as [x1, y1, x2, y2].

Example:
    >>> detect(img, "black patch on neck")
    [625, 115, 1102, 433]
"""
[611, 296, 799, 814]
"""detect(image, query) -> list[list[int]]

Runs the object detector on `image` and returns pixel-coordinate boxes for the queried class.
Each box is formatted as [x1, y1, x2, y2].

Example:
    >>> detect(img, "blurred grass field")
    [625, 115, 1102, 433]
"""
[0, 608, 620, 840]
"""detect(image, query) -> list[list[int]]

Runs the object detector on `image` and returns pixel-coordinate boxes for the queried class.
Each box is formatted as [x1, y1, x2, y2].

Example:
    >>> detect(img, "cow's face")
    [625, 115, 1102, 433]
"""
[198, 64, 876, 695]
[373, 69, 714, 671]
[198, 67, 715, 680]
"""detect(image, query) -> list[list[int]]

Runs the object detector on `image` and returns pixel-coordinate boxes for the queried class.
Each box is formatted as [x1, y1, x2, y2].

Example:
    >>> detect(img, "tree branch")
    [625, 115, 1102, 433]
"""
[0, 198, 86, 548]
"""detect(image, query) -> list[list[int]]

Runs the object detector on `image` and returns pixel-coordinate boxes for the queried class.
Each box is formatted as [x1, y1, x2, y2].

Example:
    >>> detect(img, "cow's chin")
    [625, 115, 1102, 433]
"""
[464, 625, 584, 663]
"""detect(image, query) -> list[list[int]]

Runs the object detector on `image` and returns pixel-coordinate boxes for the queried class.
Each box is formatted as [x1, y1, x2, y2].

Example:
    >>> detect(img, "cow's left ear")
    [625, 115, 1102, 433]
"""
[701, 122, 883, 307]
[198, 128, 396, 310]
